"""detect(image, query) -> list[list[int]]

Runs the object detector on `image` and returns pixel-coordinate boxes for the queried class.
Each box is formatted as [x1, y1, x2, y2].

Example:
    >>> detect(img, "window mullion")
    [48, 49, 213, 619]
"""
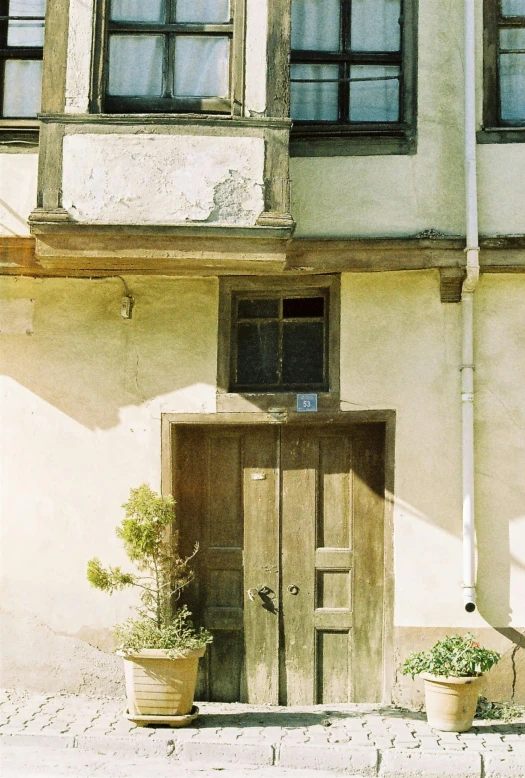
[278, 297, 284, 388]
[341, 0, 351, 122]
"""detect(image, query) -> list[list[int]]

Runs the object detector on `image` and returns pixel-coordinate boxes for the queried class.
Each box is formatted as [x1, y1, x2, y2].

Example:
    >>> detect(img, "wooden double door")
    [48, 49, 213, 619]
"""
[173, 421, 386, 705]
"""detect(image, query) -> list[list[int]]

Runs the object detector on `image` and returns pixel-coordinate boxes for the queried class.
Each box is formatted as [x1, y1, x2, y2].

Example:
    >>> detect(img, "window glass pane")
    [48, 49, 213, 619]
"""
[7, 20, 45, 46]
[3, 59, 42, 117]
[349, 65, 399, 121]
[174, 36, 229, 97]
[108, 35, 164, 96]
[502, 0, 525, 15]
[500, 28, 525, 50]
[110, 0, 164, 22]
[291, 64, 339, 121]
[283, 297, 324, 318]
[237, 299, 279, 319]
[500, 53, 525, 121]
[9, 0, 46, 16]
[282, 322, 324, 385]
[350, 0, 401, 52]
[175, 0, 230, 23]
[291, 0, 340, 51]
[236, 322, 279, 386]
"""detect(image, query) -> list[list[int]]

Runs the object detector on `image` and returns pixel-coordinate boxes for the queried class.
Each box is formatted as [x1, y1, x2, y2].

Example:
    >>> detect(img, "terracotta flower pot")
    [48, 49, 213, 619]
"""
[120, 647, 206, 719]
[421, 672, 482, 732]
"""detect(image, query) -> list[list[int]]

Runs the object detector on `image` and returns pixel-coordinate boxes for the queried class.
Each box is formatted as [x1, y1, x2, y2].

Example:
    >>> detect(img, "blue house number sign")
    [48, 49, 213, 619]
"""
[297, 394, 318, 412]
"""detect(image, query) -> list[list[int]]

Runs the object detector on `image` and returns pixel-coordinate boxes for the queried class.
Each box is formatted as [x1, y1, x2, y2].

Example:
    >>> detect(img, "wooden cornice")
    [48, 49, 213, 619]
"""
[3, 235, 525, 292]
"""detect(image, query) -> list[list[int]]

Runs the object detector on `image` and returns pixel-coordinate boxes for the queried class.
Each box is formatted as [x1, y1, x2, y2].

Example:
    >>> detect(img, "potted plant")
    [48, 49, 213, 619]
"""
[403, 633, 500, 732]
[87, 484, 212, 727]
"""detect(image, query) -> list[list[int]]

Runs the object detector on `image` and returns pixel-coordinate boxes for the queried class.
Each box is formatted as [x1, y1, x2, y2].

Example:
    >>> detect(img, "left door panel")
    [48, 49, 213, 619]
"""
[173, 425, 280, 703]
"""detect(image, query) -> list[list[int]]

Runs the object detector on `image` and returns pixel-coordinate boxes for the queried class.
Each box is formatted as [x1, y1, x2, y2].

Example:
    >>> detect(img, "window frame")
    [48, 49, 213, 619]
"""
[483, 0, 525, 135]
[217, 276, 341, 411]
[289, 0, 418, 156]
[0, 0, 45, 141]
[91, 0, 245, 116]
[231, 289, 330, 393]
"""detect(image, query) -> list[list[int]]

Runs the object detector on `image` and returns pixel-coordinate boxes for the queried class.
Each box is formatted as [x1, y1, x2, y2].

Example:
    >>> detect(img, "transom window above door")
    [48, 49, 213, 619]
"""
[0, 0, 46, 118]
[290, 0, 417, 149]
[231, 292, 329, 392]
[98, 0, 239, 113]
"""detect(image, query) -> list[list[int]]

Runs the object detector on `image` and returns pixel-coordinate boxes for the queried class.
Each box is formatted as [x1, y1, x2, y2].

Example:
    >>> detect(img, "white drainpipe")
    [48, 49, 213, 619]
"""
[462, 0, 480, 613]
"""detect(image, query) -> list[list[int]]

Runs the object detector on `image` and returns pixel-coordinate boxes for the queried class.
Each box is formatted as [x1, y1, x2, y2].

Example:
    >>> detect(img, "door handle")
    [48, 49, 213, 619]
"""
[288, 584, 299, 595]
[247, 585, 271, 601]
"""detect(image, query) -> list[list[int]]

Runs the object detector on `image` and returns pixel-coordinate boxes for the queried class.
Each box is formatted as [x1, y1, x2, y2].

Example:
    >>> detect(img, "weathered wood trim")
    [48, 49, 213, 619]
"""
[439, 267, 466, 303]
[41, 0, 71, 115]
[382, 411, 396, 705]
[8, 236, 525, 277]
[39, 114, 292, 129]
[34, 123, 65, 211]
[266, 0, 291, 120]
[291, 135, 416, 157]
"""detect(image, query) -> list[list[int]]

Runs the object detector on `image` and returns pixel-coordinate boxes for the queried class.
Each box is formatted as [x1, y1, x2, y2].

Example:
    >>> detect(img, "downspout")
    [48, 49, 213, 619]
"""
[462, 0, 480, 613]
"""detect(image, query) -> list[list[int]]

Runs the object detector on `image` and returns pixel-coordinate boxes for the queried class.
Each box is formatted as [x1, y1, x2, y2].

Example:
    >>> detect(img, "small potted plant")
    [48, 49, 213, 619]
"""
[403, 633, 500, 732]
[87, 484, 212, 727]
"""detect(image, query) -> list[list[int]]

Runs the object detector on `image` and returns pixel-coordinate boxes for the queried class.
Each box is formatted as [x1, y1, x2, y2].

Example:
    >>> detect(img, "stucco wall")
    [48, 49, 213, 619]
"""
[341, 270, 525, 703]
[0, 276, 218, 693]
[290, 0, 525, 239]
[2, 271, 525, 701]
[0, 154, 38, 238]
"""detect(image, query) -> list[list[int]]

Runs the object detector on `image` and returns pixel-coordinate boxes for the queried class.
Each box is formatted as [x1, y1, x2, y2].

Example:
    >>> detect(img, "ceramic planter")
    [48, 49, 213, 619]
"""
[421, 672, 482, 732]
[119, 646, 206, 725]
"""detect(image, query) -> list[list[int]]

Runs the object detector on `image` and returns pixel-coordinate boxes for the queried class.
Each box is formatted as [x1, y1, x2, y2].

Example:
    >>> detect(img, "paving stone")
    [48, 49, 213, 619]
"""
[176, 739, 274, 766]
[379, 749, 482, 777]
[279, 743, 378, 775]
[75, 734, 165, 758]
[0, 732, 75, 749]
[483, 753, 525, 778]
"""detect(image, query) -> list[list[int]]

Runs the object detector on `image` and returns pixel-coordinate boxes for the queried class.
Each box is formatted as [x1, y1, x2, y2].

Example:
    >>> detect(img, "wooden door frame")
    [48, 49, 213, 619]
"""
[161, 408, 396, 705]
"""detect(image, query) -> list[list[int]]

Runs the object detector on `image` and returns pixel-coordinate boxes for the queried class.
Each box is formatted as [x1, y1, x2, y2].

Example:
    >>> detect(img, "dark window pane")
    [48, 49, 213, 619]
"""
[236, 322, 279, 386]
[282, 322, 325, 385]
[237, 298, 279, 319]
[283, 297, 324, 318]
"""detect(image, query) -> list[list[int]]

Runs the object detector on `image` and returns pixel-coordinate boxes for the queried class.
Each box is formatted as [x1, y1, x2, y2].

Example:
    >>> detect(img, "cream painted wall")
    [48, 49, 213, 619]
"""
[0, 276, 218, 692]
[340, 271, 525, 630]
[0, 154, 38, 238]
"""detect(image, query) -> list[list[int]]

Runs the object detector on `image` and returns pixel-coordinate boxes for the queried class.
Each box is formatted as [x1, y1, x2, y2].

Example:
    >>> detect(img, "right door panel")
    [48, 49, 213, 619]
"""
[281, 423, 385, 705]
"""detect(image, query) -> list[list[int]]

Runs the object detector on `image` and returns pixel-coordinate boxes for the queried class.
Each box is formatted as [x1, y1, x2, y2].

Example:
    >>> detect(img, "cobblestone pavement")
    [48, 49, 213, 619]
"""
[1, 688, 525, 776]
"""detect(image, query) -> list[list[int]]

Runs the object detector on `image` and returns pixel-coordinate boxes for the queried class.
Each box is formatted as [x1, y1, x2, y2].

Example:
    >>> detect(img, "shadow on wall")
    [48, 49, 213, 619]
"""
[1, 276, 219, 431]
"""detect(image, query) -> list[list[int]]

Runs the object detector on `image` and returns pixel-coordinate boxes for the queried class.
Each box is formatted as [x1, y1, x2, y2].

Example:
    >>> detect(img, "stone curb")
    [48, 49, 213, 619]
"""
[378, 750, 482, 778]
[278, 743, 378, 775]
[1, 730, 524, 776]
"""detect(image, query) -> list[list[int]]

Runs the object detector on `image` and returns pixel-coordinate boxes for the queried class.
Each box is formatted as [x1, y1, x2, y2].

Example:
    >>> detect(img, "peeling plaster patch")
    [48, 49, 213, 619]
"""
[0, 298, 34, 334]
[64, 0, 94, 113]
[62, 134, 265, 226]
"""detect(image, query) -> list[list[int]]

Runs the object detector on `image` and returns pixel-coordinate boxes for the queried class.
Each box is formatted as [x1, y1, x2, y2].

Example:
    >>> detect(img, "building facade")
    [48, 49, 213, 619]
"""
[1, 0, 525, 705]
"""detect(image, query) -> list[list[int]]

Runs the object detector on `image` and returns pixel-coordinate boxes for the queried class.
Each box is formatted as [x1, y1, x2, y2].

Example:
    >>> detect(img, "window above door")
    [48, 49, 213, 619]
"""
[217, 277, 340, 411]
[289, 0, 418, 156]
[92, 0, 244, 114]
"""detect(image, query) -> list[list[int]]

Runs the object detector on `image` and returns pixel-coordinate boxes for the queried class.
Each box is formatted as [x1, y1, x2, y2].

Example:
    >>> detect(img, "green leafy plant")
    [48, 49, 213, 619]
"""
[87, 484, 212, 656]
[402, 633, 501, 679]
[476, 696, 525, 722]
